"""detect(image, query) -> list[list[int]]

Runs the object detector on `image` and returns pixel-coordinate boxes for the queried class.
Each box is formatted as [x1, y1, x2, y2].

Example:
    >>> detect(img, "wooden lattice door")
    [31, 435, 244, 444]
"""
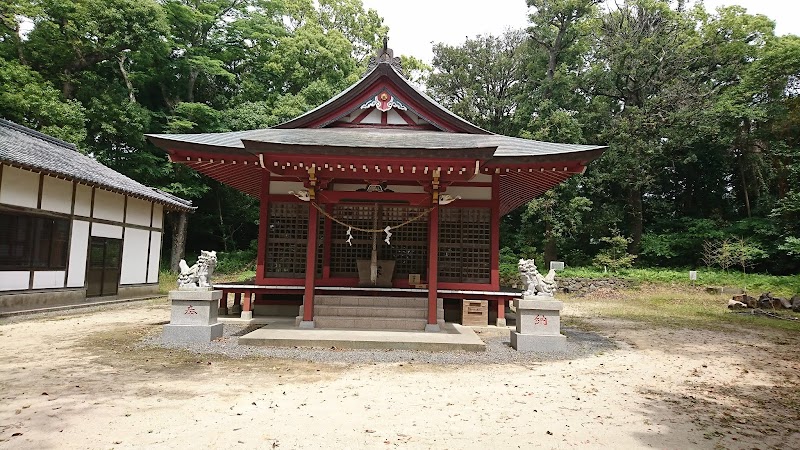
[264, 202, 323, 278]
[438, 207, 491, 284]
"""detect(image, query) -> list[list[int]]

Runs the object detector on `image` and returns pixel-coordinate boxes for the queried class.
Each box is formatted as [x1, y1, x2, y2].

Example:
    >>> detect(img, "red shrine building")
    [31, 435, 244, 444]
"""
[147, 45, 605, 331]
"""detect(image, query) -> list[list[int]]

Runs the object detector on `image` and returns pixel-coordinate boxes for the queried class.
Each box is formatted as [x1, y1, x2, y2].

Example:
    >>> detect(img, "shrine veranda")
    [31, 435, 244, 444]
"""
[147, 46, 606, 330]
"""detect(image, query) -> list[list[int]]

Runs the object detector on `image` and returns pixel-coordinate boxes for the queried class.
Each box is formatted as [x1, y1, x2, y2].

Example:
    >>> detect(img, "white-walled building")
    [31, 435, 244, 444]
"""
[0, 119, 193, 314]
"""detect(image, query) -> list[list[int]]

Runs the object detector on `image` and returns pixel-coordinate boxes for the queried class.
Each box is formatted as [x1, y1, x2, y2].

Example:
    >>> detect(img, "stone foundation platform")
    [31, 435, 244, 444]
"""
[163, 288, 223, 344]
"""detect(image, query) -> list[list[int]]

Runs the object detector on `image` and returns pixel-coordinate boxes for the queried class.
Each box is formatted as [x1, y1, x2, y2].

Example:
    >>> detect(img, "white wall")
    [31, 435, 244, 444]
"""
[74, 184, 92, 217]
[93, 189, 124, 222]
[147, 231, 162, 283]
[40, 176, 72, 214]
[152, 203, 163, 229]
[125, 197, 152, 227]
[446, 186, 492, 200]
[0, 271, 29, 291]
[32, 271, 65, 289]
[120, 228, 150, 284]
[270, 181, 304, 195]
[67, 220, 90, 288]
[0, 165, 38, 208]
[91, 223, 123, 239]
[332, 183, 426, 194]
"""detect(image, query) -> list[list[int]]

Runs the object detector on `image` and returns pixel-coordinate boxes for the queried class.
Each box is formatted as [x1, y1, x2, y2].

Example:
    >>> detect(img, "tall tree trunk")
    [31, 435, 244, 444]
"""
[627, 187, 643, 255]
[544, 220, 557, 265]
[170, 211, 188, 272]
[740, 165, 752, 218]
[62, 69, 75, 99]
[187, 69, 199, 103]
[216, 192, 229, 252]
[117, 54, 136, 103]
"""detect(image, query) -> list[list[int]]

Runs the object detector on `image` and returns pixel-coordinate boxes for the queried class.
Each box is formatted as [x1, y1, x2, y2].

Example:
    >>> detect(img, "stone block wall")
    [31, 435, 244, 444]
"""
[557, 277, 631, 295]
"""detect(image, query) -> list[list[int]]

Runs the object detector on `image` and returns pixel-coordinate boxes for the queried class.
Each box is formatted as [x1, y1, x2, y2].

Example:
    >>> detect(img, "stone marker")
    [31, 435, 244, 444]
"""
[512, 258, 566, 352]
[162, 287, 223, 343]
[511, 299, 566, 352]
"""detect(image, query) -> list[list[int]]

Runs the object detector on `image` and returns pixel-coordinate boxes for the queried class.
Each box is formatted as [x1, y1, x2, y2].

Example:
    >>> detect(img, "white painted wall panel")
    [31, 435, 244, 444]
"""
[147, 231, 162, 283]
[361, 108, 382, 124]
[93, 189, 124, 222]
[471, 173, 493, 183]
[91, 223, 123, 239]
[74, 184, 92, 217]
[120, 228, 149, 284]
[270, 181, 304, 195]
[387, 110, 406, 125]
[32, 271, 65, 289]
[446, 186, 492, 200]
[0, 271, 29, 291]
[67, 220, 90, 288]
[0, 165, 38, 208]
[152, 203, 163, 229]
[333, 183, 425, 193]
[126, 197, 152, 226]
[40, 176, 73, 214]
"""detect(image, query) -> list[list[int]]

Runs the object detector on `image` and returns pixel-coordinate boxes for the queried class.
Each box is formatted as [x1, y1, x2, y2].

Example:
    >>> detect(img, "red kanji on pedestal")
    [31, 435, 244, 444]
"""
[184, 305, 198, 315]
[534, 314, 548, 326]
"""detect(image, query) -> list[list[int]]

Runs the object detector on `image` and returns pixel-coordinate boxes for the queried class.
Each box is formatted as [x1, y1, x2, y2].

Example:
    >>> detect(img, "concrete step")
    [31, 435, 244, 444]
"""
[315, 304, 426, 319]
[315, 295, 428, 308]
[314, 315, 428, 331]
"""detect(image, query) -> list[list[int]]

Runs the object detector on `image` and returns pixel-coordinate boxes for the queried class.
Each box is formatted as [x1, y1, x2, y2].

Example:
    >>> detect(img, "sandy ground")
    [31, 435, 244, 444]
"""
[1, 299, 799, 449]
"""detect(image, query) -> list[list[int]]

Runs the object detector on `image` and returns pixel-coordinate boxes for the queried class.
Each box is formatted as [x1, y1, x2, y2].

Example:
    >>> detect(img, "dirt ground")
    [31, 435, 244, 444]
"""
[1, 299, 798, 449]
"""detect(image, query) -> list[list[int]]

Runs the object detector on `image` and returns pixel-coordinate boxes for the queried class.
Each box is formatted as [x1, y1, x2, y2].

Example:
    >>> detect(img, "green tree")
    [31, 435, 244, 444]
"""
[428, 30, 528, 135]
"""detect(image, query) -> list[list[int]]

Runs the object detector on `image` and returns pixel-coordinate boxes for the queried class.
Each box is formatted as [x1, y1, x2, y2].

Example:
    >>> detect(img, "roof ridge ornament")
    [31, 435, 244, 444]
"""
[365, 35, 404, 76]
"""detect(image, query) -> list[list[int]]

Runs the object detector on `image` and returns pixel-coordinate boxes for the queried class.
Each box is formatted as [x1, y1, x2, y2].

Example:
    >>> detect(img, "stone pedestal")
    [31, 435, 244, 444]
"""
[510, 297, 566, 352]
[163, 288, 223, 343]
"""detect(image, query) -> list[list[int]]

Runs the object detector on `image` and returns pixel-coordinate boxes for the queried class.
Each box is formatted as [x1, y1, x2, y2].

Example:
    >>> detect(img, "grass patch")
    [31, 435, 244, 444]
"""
[158, 269, 257, 294]
[567, 286, 800, 332]
[560, 267, 800, 297]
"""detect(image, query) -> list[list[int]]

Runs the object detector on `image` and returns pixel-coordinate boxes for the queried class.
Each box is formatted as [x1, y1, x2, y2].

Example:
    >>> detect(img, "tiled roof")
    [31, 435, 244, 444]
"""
[147, 127, 605, 160]
[0, 119, 193, 211]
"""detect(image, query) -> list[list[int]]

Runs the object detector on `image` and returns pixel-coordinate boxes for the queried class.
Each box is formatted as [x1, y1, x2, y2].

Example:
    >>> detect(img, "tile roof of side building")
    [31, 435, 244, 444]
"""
[0, 119, 194, 211]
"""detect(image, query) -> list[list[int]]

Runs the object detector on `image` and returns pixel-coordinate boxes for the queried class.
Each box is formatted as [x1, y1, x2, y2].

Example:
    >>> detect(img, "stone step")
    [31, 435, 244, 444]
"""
[315, 304, 426, 319]
[314, 295, 428, 308]
[314, 315, 428, 331]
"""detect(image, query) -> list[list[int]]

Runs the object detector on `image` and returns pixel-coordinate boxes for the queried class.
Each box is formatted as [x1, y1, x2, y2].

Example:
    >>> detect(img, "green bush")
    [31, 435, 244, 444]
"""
[214, 249, 257, 274]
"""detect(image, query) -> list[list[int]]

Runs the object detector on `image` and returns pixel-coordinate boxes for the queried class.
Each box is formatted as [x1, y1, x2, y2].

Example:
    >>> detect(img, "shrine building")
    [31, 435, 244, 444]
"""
[0, 119, 193, 314]
[147, 45, 605, 331]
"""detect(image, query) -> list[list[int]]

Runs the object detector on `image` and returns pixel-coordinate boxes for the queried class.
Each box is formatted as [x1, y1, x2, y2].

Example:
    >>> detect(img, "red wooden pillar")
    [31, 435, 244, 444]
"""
[490, 174, 500, 290]
[242, 290, 253, 319]
[426, 204, 440, 331]
[231, 292, 242, 315]
[219, 290, 229, 316]
[256, 172, 270, 284]
[301, 202, 319, 327]
[497, 298, 506, 327]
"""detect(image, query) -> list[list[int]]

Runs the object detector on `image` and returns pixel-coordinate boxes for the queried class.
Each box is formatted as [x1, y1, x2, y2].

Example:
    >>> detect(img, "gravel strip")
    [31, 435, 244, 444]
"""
[138, 324, 617, 366]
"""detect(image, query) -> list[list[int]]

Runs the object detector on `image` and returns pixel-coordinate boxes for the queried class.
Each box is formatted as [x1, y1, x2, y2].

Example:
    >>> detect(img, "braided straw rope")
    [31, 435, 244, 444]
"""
[310, 202, 436, 233]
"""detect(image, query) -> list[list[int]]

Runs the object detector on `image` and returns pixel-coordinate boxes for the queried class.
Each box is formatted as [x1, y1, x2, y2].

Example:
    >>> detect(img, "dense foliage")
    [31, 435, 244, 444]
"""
[429, 0, 800, 275]
[0, 0, 389, 265]
[1, 0, 798, 276]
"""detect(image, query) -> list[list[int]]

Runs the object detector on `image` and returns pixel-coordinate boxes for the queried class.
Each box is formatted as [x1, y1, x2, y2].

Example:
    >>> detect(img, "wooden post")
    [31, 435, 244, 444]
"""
[242, 290, 253, 320]
[219, 290, 229, 316]
[426, 203, 440, 331]
[497, 298, 506, 327]
[301, 202, 319, 327]
[256, 172, 270, 283]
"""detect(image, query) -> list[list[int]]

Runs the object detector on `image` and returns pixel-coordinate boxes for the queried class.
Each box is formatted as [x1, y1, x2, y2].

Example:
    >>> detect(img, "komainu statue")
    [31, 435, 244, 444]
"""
[178, 250, 217, 288]
[518, 258, 557, 297]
